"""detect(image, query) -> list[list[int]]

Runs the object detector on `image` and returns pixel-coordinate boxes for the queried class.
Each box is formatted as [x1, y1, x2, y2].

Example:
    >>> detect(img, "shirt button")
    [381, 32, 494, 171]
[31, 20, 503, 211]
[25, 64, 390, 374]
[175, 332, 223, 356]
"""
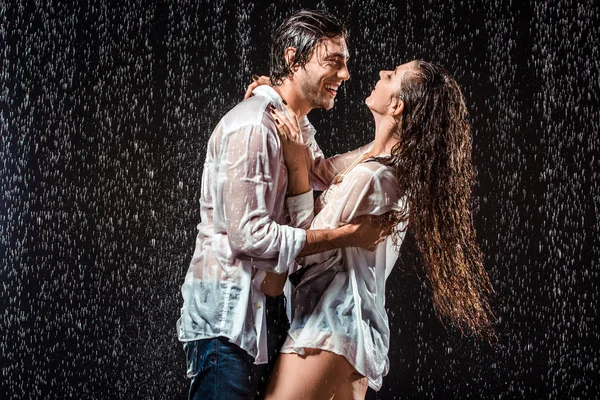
[254, 302, 261, 309]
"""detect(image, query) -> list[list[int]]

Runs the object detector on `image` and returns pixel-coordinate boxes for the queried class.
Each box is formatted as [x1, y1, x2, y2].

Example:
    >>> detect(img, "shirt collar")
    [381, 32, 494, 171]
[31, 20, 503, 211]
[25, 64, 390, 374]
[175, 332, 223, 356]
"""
[252, 85, 280, 103]
[252, 85, 311, 128]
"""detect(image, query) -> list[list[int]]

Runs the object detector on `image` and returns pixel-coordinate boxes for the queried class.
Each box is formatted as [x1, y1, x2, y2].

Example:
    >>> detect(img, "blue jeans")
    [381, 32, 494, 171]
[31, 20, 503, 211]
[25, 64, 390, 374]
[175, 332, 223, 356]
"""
[183, 295, 289, 400]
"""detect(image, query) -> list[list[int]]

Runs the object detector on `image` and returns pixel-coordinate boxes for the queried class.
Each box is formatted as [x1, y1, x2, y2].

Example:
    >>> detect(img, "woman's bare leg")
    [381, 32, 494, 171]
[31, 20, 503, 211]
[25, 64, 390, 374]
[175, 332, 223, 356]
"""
[264, 348, 363, 400]
[332, 374, 369, 400]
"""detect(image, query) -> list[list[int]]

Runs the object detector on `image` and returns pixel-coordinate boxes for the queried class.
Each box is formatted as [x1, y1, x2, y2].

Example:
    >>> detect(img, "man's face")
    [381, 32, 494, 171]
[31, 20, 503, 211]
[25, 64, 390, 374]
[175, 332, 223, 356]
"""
[294, 37, 350, 110]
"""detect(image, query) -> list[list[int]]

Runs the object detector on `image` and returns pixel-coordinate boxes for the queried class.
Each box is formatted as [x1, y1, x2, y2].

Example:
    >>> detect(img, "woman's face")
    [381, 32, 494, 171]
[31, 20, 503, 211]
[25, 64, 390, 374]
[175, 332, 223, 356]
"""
[365, 61, 415, 115]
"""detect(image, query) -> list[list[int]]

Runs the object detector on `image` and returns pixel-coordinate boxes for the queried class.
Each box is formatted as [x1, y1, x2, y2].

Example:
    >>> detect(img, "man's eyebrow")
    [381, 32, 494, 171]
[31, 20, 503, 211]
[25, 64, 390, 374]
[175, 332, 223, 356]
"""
[326, 52, 350, 61]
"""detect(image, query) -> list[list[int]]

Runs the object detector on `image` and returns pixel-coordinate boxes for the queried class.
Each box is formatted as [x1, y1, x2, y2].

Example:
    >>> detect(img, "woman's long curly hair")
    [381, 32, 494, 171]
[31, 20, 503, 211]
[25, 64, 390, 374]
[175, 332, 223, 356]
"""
[382, 60, 495, 339]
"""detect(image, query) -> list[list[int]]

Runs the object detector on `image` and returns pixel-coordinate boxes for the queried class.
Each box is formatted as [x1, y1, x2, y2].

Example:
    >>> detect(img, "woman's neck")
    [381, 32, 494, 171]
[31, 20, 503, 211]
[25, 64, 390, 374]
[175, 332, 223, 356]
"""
[370, 114, 399, 156]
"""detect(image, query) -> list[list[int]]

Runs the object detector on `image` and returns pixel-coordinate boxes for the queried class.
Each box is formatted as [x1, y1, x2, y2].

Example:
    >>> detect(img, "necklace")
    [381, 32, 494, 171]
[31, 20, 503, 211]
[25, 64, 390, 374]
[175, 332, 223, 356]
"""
[332, 150, 375, 185]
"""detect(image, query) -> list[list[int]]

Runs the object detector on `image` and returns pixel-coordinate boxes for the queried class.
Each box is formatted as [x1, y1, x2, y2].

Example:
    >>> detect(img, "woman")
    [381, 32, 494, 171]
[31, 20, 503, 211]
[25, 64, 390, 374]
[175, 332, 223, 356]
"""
[263, 60, 495, 399]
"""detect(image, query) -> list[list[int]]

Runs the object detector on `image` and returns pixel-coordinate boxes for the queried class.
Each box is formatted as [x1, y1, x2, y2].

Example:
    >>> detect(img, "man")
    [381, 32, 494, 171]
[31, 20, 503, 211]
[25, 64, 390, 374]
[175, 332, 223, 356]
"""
[178, 10, 385, 399]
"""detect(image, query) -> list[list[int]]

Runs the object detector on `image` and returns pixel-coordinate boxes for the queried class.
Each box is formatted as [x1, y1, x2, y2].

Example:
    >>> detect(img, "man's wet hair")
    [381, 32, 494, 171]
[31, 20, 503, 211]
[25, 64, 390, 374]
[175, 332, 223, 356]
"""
[270, 10, 347, 85]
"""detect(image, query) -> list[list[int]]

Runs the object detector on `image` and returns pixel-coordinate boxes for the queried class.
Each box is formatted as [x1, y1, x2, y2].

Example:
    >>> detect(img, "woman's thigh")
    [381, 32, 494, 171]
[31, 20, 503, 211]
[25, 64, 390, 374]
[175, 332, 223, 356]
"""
[332, 374, 369, 400]
[264, 348, 365, 400]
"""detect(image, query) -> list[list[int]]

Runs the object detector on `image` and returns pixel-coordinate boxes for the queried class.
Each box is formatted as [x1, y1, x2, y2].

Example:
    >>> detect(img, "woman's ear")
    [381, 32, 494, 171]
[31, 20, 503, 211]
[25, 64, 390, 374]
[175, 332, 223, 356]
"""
[391, 98, 404, 117]
[285, 47, 299, 72]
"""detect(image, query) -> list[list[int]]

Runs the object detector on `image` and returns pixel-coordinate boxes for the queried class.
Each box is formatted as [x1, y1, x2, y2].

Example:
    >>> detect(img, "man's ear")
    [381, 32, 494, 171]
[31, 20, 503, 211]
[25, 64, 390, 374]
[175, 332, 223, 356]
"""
[391, 99, 404, 117]
[285, 47, 299, 72]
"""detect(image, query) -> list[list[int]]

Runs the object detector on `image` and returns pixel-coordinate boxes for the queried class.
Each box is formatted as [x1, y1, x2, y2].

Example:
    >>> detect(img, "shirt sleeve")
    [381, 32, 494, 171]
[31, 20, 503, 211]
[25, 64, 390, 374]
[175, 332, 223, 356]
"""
[286, 190, 314, 230]
[253, 189, 314, 289]
[311, 163, 401, 228]
[221, 123, 306, 273]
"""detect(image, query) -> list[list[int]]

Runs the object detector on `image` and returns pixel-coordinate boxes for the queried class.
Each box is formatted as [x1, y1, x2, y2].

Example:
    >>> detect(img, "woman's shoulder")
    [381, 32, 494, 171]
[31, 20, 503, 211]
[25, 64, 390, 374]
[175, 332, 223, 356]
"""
[338, 158, 403, 210]
[337, 161, 399, 197]
[350, 159, 397, 180]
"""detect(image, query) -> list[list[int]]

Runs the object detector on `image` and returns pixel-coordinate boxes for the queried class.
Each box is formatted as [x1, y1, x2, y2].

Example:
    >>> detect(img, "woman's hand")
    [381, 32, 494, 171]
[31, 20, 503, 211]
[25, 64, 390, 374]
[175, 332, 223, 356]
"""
[244, 75, 271, 100]
[269, 104, 306, 168]
[269, 103, 311, 196]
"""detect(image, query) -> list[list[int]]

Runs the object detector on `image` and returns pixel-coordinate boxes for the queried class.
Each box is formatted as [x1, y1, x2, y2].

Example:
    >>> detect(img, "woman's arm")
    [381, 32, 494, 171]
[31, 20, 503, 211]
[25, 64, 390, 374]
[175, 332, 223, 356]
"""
[261, 103, 311, 296]
[270, 104, 310, 196]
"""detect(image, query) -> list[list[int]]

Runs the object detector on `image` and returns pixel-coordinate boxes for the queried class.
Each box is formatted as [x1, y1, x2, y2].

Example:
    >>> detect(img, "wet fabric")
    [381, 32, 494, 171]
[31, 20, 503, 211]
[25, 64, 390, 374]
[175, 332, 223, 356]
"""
[281, 158, 408, 391]
[177, 85, 368, 364]
[183, 295, 289, 400]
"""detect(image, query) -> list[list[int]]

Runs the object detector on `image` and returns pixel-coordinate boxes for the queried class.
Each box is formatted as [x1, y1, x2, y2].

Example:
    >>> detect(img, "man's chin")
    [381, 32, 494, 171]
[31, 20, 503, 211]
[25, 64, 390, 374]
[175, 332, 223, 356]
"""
[322, 98, 336, 110]
[309, 97, 335, 111]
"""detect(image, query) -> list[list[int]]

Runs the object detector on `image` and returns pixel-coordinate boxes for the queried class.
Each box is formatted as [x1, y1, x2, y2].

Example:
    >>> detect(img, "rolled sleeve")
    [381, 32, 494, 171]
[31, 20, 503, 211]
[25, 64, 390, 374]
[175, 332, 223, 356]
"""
[286, 190, 314, 230]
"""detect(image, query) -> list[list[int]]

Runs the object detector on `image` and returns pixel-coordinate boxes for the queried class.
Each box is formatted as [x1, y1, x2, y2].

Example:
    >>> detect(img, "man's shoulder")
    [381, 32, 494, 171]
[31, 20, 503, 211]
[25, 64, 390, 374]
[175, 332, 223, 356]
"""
[217, 95, 275, 135]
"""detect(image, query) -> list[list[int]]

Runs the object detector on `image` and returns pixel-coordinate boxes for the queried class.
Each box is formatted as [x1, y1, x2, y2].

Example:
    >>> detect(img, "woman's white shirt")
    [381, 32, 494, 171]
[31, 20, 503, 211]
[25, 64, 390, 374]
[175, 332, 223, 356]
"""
[282, 160, 408, 391]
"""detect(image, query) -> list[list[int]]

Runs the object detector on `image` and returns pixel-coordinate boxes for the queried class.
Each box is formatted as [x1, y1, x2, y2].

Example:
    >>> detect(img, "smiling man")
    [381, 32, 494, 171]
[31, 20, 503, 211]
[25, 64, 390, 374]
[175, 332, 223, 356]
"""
[272, 32, 349, 115]
[177, 10, 386, 400]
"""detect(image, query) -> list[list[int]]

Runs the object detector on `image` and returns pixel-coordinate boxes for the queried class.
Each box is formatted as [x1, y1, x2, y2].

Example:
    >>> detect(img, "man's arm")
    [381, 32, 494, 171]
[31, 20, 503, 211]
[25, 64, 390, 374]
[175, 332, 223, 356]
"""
[221, 123, 306, 273]
[300, 216, 387, 256]
[272, 105, 384, 250]
[261, 214, 388, 296]
[221, 124, 383, 268]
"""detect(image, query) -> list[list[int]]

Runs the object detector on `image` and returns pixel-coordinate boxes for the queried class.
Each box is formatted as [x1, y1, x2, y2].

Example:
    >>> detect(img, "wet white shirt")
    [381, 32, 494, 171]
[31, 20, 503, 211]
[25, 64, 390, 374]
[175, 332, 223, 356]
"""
[177, 86, 367, 364]
[281, 158, 408, 390]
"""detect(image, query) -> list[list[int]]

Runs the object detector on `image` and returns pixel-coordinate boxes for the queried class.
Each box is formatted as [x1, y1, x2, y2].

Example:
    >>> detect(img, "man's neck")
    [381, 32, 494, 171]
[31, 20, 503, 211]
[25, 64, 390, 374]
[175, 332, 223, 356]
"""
[273, 81, 312, 119]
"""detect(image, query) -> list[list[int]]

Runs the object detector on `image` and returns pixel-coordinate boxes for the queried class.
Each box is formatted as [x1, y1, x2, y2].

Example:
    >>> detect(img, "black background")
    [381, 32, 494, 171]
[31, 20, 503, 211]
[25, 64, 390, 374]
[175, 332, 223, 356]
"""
[1, 0, 598, 398]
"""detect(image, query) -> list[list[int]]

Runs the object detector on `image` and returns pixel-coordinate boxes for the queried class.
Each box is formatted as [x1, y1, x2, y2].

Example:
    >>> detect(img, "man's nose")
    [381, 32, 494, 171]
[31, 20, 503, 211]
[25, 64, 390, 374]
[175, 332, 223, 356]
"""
[338, 64, 350, 81]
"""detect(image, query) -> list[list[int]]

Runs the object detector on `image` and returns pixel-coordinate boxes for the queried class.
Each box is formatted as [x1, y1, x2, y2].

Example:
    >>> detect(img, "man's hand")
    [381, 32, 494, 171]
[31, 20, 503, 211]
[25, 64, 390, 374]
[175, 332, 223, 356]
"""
[299, 213, 395, 257]
[346, 214, 395, 251]
[260, 271, 288, 297]
[244, 75, 271, 100]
